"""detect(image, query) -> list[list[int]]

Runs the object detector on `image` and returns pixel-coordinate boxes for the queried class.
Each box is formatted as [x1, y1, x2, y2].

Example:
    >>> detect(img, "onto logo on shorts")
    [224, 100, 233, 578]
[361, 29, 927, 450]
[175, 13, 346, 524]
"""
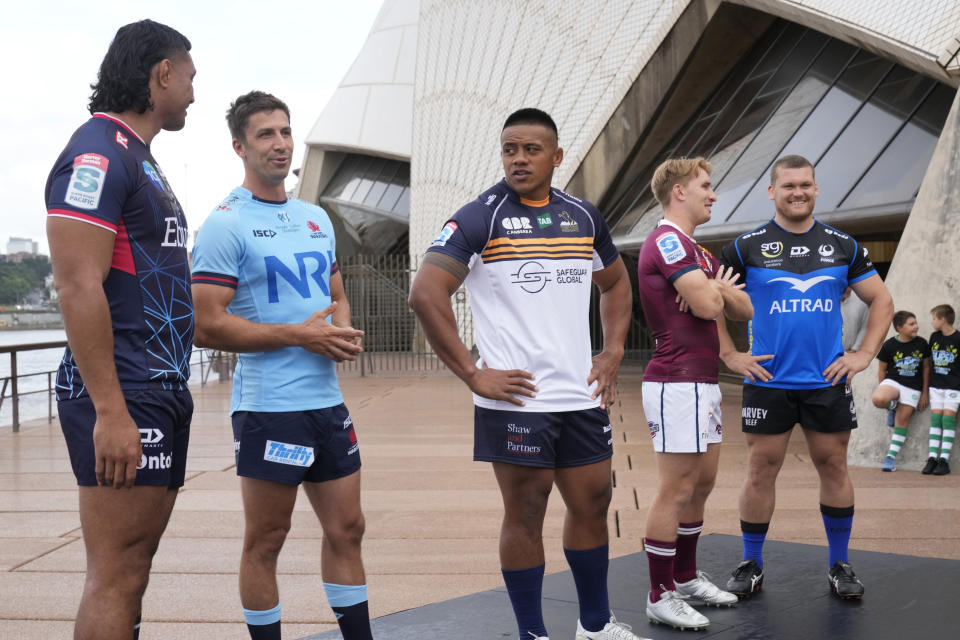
[648, 420, 660, 438]
[264, 440, 315, 467]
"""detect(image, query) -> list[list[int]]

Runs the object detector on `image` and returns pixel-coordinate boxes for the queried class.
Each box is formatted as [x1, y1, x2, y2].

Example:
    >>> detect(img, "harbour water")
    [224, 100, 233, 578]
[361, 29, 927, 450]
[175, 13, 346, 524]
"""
[0, 329, 66, 427]
[0, 330, 223, 428]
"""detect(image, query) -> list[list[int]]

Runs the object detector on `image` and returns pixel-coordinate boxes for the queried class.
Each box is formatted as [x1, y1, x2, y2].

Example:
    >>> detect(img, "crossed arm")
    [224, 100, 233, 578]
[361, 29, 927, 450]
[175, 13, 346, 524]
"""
[192, 271, 363, 361]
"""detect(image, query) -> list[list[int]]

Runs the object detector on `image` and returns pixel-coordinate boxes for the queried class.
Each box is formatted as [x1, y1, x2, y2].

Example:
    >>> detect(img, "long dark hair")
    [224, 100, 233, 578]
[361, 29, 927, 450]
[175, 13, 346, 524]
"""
[88, 20, 191, 115]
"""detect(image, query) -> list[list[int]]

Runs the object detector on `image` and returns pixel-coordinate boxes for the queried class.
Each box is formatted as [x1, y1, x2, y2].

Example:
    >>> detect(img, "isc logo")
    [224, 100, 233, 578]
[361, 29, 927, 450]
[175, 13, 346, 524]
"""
[253, 229, 277, 238]
[264, 251, 333, 303]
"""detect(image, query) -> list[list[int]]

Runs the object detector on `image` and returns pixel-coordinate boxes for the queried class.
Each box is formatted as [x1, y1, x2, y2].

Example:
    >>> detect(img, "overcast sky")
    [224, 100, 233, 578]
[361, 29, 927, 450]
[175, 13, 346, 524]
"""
[1, 0, 383, 254]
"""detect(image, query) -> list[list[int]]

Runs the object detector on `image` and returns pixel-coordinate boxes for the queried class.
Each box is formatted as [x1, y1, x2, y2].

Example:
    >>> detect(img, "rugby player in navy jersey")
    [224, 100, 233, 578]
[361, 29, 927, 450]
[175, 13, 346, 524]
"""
[410, 109, 643, 640]
[191, 92, 370, 640]
[45, 20, 195, 640]
[636, 157, 752, 630]
[717, 155, 893, 600]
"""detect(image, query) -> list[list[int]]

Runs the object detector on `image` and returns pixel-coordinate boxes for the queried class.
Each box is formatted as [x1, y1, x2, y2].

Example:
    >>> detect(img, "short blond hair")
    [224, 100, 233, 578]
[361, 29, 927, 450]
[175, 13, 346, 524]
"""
[651, 157, 712, 207]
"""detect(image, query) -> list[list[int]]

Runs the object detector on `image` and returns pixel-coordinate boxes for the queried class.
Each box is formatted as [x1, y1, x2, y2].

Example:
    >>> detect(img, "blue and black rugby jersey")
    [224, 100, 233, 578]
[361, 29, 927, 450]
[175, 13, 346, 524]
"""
[721, 219, 876, 389]
[45, 114, 193, 400]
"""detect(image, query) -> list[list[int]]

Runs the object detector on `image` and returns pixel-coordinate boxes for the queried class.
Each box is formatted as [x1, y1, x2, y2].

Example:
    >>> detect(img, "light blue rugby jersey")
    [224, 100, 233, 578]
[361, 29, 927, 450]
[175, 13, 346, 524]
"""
[192, 187, 343, 414]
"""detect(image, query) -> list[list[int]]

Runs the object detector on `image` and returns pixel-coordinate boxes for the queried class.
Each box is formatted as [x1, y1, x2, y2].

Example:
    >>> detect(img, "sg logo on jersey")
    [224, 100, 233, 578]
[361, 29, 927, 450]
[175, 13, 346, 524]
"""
[264, 252, 334, 303]
[761, 241, 783, 258]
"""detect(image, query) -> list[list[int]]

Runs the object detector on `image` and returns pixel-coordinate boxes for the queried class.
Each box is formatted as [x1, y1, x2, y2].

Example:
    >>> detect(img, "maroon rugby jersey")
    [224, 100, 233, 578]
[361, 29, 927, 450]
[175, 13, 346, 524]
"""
[637, 221, 719, 383]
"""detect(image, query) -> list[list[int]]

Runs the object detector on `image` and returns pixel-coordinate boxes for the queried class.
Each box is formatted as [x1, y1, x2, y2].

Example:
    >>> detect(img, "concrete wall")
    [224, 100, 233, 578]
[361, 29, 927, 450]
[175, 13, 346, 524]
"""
[849, 86, 960, 470]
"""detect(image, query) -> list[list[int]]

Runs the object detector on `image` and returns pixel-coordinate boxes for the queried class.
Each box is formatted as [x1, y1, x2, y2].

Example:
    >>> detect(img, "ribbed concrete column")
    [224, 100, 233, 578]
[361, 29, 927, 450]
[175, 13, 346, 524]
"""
[849, 87, 960, 470]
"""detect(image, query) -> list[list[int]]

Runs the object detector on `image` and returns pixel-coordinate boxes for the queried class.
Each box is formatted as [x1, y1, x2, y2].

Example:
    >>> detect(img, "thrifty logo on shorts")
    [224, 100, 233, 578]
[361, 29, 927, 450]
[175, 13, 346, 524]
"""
[264, 440, 315, 467]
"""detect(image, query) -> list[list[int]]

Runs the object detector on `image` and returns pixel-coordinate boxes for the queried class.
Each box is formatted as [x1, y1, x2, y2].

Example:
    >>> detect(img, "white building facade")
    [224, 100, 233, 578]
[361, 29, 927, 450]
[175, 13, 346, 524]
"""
[300, 0, 960, 469]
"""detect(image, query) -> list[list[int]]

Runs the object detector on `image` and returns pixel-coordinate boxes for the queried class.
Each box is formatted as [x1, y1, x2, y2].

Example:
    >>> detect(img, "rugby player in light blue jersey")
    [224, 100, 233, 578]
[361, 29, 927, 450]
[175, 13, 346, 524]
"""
[191, 92, 371, 640]
[46, 20, 195, 640]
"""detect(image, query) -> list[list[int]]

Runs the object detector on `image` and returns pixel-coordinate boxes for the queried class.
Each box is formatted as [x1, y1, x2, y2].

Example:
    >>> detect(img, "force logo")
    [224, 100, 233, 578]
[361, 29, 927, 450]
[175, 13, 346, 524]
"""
[501, 217, 533, 234]
[790, 246, 810, 257]
[510, 261, 551, 293]
[761, 241, 783, 258]
[819, 244, 835, 257]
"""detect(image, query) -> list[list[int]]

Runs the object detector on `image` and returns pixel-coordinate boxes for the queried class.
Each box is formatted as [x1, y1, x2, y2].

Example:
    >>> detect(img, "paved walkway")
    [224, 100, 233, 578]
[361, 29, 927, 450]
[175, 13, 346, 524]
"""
[0, 371, 957, 638]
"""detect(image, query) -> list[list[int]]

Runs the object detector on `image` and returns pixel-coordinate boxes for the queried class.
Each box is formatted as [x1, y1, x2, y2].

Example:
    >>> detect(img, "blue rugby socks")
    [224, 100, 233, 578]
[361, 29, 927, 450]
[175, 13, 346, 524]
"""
[243, 603, 281, 640]
[502, 564, 548, 639]
[740, 520, 769, 568]
[820, 504, 854, 567]
[323, 583, 373, 640]
[564, 544, 610, 632]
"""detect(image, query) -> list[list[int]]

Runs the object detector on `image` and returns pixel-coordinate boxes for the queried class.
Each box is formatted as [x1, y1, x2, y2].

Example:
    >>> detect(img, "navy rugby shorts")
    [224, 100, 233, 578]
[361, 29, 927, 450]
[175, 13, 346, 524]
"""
[232, 403, 361, 485]
[741, 384, 857, 434]
[473, 406, 613, 468]
[59, 388, 192, 487]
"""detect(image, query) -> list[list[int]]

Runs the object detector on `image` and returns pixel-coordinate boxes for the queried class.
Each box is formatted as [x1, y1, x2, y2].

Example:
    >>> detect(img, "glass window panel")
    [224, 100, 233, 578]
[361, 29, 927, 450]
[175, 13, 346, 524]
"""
[393, 186, 411, 216]
[709, 88, 788, 183]
[758, 29, 829, 95]
[816, 70, 933, 211]
[611, 192, 656, 235]
[690, 76, 768, 156]
[842, 84, 951, 208]
[363, 179, 389, 207]
[720, 40, 854, 224]
[378, 183, 405, 212]
[749, 23, 804, 78]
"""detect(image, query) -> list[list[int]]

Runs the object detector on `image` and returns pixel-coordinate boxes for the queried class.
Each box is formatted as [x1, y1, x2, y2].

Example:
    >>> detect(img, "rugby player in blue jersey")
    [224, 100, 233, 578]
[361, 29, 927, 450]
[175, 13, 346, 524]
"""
[191, 92, 371, 640]
[45, 20, 195, 640]
[717, 155, 893, 600]
[410, 109, 643, 640]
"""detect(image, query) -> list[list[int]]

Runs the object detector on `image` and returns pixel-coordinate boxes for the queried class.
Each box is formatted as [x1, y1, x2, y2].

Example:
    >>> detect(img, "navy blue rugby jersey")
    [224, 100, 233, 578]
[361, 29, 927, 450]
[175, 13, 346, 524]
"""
[426, 179, 619, 412]
[721, 220, 876, 389]
[45, 114, 193, 400]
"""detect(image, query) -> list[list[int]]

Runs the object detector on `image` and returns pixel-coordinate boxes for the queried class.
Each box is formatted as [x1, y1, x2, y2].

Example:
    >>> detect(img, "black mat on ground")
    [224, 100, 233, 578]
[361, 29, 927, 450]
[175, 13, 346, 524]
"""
[302, 534, 958, 639]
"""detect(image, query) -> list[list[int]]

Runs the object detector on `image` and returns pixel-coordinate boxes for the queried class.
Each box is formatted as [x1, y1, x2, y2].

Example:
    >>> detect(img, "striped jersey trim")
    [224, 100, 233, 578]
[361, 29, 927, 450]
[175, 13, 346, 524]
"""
[482, 236, 594, 263]
[47, 209, 118, 233]
[192, 271, 238, 288]
[677, 524, 704, 536]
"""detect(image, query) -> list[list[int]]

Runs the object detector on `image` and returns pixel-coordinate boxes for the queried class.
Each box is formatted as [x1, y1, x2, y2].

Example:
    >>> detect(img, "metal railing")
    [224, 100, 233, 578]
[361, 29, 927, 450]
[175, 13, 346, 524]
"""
[0, 342, 235, 432]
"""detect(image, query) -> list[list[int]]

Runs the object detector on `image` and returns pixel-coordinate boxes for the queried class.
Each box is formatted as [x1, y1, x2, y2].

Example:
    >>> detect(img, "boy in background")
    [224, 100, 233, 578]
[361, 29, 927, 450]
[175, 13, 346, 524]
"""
[924, 304, 959, 475]
[871, 311, 930, 471]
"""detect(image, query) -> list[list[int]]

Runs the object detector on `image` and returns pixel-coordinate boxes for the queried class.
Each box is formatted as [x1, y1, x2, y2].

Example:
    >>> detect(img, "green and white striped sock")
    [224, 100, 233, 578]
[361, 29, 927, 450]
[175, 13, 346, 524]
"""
[929, 413, 943, 457]
[888, 427, 908, 458]
[940, 414, 955, 461]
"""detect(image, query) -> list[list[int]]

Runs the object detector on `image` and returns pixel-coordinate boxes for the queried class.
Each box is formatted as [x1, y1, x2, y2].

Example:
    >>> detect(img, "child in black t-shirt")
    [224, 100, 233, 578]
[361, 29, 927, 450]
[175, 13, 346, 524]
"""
[871, 310, 930, 471]
[924, 304, 959, 475]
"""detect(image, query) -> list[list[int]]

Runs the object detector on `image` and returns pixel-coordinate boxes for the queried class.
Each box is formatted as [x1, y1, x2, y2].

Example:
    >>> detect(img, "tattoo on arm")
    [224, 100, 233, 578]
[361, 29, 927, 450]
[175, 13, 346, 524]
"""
[422, 252, 469, 282]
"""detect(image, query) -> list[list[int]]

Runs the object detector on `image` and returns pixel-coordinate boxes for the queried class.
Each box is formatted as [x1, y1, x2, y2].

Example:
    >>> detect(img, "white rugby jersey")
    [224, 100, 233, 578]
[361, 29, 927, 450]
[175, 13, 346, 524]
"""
[426, 180, 619, 412]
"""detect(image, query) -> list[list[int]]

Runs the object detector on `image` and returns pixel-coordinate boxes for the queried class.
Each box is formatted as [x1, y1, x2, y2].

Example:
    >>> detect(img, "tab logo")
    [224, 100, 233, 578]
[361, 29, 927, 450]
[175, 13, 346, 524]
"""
[264, 440, 315, 467]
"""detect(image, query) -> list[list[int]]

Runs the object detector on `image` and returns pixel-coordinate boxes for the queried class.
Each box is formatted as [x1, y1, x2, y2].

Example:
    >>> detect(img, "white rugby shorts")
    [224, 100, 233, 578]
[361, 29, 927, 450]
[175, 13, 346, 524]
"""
[930, 387, 960, 412]
[641, 382, 722, 453]
[879, 378, 921, 408]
